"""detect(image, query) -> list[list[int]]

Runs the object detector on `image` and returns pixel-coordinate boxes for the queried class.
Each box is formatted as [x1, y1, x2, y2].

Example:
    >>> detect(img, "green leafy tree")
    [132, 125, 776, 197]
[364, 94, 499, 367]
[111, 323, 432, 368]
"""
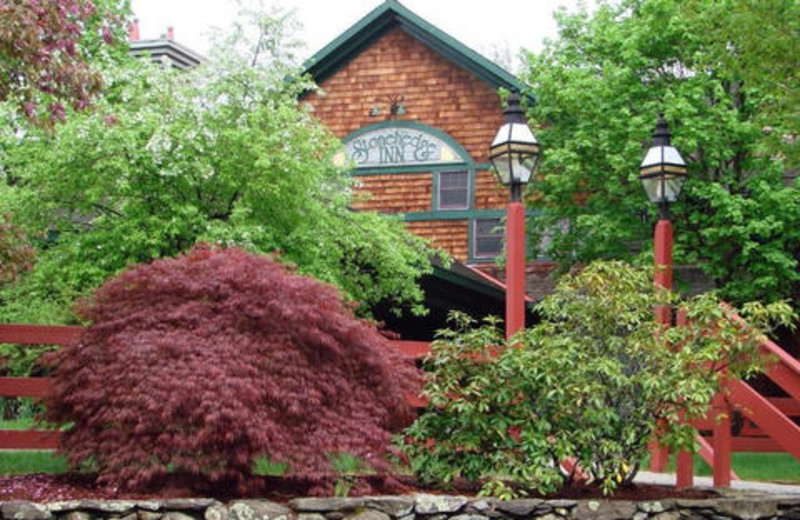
[522, 0, 800, 309]
[682, 0, 799, 166]
[403, 261, 792, 497]
[0, 11, 433, 324]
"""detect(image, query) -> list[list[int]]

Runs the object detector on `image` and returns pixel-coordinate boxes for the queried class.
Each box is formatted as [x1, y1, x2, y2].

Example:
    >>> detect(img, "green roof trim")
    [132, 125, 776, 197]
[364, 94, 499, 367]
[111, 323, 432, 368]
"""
[431, 264, 505, 300]
[302, 0, 528, 95]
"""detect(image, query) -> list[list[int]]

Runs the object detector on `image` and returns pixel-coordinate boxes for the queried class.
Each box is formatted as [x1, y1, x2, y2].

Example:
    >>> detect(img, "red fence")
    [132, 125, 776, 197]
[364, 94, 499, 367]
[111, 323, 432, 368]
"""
[0, 324, 430, 450]
[0, 324, 81, 450]
[2, 322, 799, 489]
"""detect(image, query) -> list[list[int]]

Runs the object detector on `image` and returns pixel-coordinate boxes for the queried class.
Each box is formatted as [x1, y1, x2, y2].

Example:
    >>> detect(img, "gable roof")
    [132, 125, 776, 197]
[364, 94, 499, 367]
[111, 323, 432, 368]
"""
[302, 0, 527, 93]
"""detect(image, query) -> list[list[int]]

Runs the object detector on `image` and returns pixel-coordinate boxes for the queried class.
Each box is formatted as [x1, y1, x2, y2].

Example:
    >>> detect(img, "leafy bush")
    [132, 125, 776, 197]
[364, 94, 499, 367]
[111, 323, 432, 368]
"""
[43, 245, 421, 493]
[403, 261, 792, 497]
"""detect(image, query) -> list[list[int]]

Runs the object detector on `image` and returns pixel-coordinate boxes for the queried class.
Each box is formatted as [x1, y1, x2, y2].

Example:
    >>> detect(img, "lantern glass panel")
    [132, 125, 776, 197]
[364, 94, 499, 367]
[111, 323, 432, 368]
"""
[641, 173, 687, 204]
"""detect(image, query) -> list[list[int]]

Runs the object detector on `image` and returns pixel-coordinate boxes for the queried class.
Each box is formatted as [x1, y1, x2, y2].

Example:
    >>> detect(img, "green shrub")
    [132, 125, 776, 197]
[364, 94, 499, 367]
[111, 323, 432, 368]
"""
[403, 261, 792, 497]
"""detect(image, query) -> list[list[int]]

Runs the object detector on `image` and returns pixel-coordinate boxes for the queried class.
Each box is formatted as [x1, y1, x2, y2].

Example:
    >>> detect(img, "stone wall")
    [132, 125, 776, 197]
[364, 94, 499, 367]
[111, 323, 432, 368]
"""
[3, 494, 800, 520]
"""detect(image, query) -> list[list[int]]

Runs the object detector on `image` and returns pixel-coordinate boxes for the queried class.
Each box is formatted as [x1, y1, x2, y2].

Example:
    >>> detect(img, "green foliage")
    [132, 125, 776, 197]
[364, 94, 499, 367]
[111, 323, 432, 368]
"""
[522, 0, 800, 309]
[0, 397, 44, 423]
[330, 453, 369, 497]
[403, 261, 792, 496]
[251, 455, 289, 478]
[0, 9, 433, 325]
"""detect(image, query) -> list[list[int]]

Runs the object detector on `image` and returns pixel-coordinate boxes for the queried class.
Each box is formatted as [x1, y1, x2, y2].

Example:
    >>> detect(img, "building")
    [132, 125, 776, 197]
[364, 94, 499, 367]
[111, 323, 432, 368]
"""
[128, 20, 203, 70]
[301, 0, 550, 338]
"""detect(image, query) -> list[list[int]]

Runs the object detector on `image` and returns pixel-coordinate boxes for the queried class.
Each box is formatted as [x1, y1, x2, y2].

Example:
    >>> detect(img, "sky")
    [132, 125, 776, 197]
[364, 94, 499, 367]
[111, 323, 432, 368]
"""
[128, 0, 584, 71]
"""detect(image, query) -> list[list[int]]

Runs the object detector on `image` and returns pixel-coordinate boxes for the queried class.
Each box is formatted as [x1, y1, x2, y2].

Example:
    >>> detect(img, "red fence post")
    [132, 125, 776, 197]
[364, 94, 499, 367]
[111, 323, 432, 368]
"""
[676, 420, 694, 488]
[675, 308, 694, 488]
[712, 393, 733, 487]
[505, 201, 526, 340]
[649, 219, 673, 472]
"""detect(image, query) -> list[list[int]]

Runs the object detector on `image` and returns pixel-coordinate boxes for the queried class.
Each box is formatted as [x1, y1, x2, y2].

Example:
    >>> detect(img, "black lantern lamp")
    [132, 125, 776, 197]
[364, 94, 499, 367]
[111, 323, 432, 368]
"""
[639, 115, 687, 217]
[489, 92, 540, 201]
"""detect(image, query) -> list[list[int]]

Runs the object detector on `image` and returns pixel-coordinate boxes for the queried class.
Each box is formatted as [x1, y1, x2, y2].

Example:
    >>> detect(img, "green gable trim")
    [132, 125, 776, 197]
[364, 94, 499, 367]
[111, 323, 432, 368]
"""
[303, 0, 529, 96]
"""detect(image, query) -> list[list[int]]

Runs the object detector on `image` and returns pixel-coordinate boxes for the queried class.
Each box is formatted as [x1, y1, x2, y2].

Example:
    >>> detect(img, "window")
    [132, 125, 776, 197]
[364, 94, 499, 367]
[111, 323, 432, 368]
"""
[437, 170, 469, 210]
[474, 218, 504, 258]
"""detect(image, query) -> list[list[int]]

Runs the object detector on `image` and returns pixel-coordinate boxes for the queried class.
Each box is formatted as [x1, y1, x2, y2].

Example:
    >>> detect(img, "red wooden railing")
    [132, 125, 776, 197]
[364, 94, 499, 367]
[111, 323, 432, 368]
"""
[679, 310, 800, 487]
[0, 324, 81, 450]
[0, 324, 431, 450]
[2, 321, 798, 490]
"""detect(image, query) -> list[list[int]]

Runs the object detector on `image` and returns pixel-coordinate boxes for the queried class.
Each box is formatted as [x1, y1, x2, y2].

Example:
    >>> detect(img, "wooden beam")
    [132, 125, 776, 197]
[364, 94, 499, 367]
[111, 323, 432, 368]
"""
[726, 379, 800, 461]
[0, 377, 52, 398]
[390, 340, 430, 359]
[0, 324, 82, 346]
[731, 437, 783, 452]
[764, 362, 800, 403]
[696, 434, 739, 480]
[0, 430, 59, 450]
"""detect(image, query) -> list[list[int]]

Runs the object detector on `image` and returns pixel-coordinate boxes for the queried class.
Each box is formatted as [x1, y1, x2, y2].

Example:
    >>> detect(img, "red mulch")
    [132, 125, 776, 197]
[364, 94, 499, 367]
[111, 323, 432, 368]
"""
[0, 473, 717, 503]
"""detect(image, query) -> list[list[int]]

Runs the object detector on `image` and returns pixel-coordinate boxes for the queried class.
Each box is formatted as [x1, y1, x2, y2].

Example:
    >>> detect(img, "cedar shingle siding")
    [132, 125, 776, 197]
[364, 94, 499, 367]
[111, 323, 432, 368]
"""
[303, 28, 510, 263]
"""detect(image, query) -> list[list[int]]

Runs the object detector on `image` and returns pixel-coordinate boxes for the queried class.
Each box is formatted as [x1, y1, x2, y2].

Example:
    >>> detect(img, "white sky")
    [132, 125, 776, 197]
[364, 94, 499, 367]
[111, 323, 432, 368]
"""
[128, 0, 584, 70]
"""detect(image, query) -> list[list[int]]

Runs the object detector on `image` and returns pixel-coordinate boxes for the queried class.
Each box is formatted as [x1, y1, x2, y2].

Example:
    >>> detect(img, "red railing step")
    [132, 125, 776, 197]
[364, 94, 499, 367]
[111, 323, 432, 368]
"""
[0, 324, 83, 346]
[0, 429, 59, 450]
[0, 377, 53, 398]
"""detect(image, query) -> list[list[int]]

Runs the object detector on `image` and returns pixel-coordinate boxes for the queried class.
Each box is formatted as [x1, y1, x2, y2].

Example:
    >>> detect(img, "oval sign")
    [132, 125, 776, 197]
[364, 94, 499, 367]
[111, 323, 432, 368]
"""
[344, 127, 462, 167]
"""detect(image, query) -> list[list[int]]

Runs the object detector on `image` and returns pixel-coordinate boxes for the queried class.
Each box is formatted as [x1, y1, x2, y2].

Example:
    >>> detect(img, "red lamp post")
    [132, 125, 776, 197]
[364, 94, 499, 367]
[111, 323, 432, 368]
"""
[489, 92, 540, 340]
[639, 115, 689, 481]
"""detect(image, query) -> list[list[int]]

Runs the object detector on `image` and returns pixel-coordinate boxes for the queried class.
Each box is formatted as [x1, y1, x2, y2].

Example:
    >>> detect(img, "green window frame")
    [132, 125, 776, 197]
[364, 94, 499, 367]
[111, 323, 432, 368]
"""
[437, 170, 470, 210]
[473, 217, 504, 259]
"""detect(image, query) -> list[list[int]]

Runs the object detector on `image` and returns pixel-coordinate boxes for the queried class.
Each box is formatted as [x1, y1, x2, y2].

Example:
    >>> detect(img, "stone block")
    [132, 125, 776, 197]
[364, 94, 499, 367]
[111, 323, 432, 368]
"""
[161, 501, 216, 512]
[343, 511, 390, 520]
[414, 495, 468, 515]
[289, 499, 364, 513]
[162, 513, 196, 520]
[715, 499, 779, 519]
[650, 512, 680, 520]
[136, 502, 163, 512]
[45, 502, 83, 514]
[493, 500, 543, 517]
[228, 501, 293, 520]
[781, 507, 800, 519]
[78, 501, 137, 515]
[296, 515, 325, 520]
[450, 515, 488, 520]
[363, 498, 415, 518]
[1, 502, 52, 520]
[204, 504, 227, 520]
[63, 512, 91, 520]
[572, 500, 637, 520]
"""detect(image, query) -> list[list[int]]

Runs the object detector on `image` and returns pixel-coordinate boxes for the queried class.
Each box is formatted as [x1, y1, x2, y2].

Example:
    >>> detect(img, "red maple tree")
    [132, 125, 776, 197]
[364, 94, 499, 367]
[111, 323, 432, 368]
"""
[0, 0, 124, 127]
[44, 245, 421, 492]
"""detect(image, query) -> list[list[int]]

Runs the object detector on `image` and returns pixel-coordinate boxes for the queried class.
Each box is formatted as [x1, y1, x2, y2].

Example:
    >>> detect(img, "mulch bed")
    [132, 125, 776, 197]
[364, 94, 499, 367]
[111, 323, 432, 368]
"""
[0, 473, 717, 503]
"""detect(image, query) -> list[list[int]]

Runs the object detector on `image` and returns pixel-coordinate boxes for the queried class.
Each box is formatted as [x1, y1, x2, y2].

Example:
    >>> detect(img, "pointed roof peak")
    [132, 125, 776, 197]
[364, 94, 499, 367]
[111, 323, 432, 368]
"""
[303, 0, 527, 94]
